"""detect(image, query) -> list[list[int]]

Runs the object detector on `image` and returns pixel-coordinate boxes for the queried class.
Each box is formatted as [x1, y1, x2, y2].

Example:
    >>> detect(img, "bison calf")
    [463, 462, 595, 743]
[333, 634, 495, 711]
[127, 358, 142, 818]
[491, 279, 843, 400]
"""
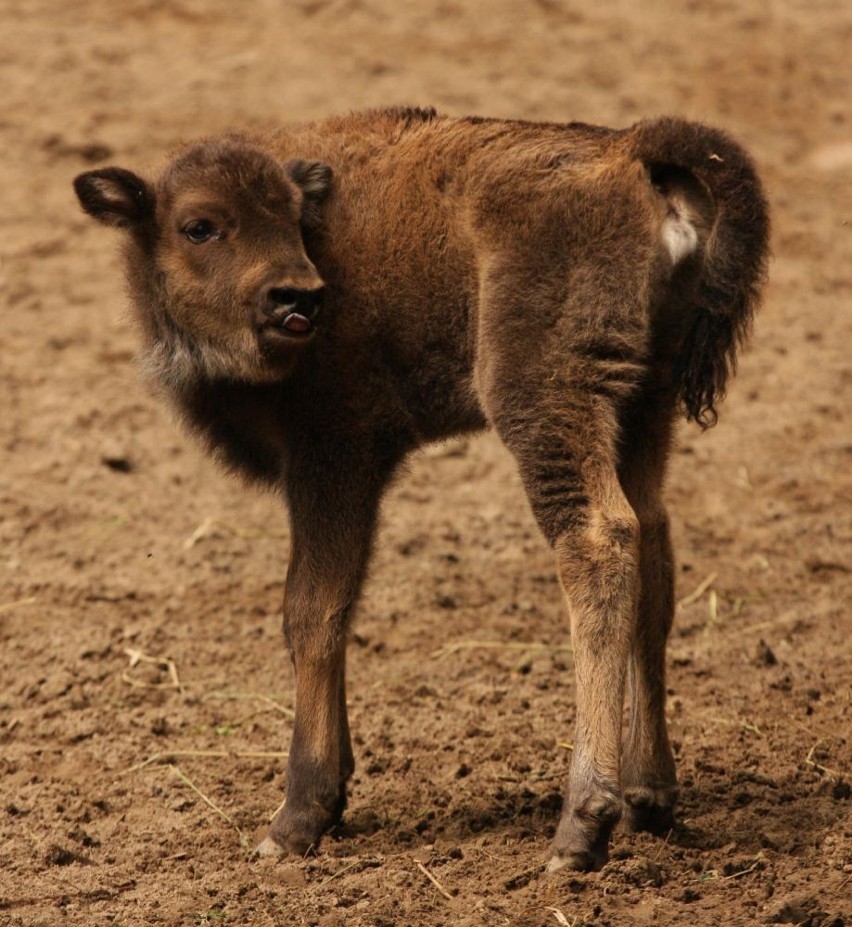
[74, 108, 769, 871]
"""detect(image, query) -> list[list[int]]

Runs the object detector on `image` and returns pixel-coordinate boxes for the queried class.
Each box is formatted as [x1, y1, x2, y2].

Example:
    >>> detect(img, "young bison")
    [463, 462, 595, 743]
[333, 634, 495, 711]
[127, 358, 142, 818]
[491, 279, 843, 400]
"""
[74, 107, 769, 872]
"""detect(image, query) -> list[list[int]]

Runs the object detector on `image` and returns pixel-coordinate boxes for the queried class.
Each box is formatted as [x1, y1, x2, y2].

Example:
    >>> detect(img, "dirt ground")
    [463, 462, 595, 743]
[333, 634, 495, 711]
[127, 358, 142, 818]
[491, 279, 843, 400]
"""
[1, 1, 850, 925]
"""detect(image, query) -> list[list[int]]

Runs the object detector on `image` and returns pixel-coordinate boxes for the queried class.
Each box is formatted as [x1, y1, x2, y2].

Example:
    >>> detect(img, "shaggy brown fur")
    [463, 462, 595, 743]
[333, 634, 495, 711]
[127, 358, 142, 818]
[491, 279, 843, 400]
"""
[74, 107, 769, 872]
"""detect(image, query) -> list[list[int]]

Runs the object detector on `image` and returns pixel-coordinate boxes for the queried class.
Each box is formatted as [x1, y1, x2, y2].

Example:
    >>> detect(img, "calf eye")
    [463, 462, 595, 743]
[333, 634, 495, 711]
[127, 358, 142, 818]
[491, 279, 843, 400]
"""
[183, 219, 217, 244]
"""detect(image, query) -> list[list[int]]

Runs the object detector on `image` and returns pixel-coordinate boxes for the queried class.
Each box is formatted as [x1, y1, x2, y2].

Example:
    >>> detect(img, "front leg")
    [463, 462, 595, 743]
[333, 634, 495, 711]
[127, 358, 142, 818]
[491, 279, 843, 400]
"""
[270, 614, 351, 855]
[257, 441, 395, 857]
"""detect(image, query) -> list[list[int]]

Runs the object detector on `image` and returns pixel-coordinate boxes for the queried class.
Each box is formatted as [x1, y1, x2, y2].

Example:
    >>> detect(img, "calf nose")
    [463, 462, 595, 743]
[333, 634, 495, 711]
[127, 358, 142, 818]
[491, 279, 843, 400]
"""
[262, 284, 324, 321]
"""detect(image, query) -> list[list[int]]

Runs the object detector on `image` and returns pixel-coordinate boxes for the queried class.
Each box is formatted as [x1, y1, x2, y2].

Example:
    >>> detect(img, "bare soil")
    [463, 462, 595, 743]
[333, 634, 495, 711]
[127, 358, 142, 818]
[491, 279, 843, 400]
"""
[1, 1, 850, 925]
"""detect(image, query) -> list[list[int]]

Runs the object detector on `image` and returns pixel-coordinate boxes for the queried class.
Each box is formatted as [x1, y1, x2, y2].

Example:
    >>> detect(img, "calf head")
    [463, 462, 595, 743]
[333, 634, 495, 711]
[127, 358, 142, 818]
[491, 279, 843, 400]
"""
[74, 139, 332, 390]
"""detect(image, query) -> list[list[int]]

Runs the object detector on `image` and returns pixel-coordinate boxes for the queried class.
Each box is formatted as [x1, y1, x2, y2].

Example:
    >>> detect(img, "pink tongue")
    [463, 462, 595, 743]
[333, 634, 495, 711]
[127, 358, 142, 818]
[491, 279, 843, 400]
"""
[282, 312, 311, 333]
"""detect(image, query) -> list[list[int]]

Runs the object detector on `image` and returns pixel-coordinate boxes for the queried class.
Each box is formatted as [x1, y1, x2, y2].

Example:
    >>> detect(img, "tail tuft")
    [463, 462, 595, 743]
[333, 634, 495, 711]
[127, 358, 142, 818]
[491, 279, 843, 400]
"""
[675, 305, 739, 428]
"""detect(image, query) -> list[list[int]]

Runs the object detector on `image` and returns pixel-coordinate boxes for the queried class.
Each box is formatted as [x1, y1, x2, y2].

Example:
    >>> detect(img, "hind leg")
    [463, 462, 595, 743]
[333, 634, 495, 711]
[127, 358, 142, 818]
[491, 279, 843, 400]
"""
[548, 475, 640, 870]
[476, 322, 647, 869]
[470, 191, 661, 867]
[618, 395, 679, 833]
[493, 408, 640, 871]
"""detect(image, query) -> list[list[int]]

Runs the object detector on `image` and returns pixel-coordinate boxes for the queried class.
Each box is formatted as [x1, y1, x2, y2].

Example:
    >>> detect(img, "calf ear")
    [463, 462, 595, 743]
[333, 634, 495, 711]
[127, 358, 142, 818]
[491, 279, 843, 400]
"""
[286, 159, 332, 228]
[286, 159, 333, 202]
[73, 167, 154, 229]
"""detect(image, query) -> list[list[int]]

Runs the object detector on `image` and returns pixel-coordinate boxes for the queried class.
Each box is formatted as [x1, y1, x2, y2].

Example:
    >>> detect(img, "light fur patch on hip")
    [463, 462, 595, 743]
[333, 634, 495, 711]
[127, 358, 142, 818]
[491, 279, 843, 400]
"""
[661, 196, 699, 265]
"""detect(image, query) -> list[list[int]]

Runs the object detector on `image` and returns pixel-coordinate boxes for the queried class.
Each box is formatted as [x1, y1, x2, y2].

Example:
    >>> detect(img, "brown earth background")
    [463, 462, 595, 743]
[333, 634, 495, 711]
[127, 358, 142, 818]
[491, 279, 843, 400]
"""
[1, 1, 851, 925]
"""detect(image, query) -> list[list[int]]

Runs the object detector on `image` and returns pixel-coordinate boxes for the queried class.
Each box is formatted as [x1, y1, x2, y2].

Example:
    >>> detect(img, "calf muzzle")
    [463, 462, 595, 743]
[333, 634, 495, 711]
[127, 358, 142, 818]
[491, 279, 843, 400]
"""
[258, 285, 324, 338]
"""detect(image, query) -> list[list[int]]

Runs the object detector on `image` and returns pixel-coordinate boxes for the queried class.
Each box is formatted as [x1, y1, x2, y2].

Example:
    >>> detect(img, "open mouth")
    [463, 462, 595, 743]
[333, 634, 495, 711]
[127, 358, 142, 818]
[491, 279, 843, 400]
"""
[264, 311, 316, 339]
[258, 287, 322, 342]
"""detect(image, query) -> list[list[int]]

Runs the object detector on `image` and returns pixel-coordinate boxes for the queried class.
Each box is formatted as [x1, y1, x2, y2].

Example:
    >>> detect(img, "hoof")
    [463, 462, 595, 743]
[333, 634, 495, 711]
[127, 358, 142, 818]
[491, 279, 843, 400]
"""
[546, 847, 606, 873]
[622, 785, 677, 835]
[550, 791, 621, 873]
[268, 795, 341, 858]
[252, 836, 286, 860]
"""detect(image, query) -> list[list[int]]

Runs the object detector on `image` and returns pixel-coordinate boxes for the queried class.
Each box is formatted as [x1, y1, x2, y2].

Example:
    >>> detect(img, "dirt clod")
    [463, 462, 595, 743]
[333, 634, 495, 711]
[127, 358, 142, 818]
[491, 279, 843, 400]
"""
[756, 639, 778, 666]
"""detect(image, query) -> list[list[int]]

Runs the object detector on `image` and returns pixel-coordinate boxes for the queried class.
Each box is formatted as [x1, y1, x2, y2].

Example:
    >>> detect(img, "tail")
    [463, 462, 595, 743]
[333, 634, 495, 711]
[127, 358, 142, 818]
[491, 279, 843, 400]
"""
[625, 117, 770, 427]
